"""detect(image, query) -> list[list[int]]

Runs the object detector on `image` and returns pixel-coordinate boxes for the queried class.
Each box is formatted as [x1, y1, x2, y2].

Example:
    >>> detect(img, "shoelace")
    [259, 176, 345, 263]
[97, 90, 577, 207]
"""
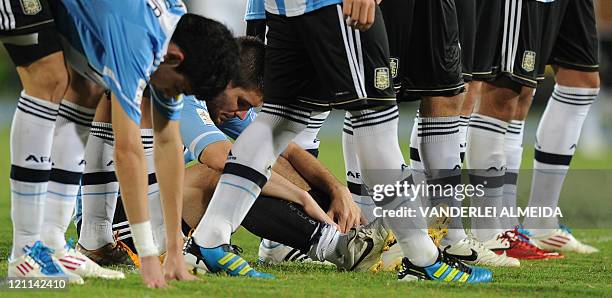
[25, 242, 63, 275]
[560, 224, 572, 235]
[230, 245, 244, 255]
[465, 237, 486, 251]
[440, 251, 471, 274]
[512, 228, 531, 243]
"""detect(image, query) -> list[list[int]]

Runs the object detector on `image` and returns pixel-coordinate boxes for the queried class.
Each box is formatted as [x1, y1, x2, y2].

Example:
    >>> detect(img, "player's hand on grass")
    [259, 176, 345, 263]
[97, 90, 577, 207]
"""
[140, 255, 168, 288]
[328, 186, 361, 233]
[163, 240, 198, 282]
[343, 0, 376, 31]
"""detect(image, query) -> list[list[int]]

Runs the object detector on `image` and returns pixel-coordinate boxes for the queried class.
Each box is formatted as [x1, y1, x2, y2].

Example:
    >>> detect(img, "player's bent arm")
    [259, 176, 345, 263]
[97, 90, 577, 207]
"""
[282, 142, 348, 198]
[152, 106, 185, 254]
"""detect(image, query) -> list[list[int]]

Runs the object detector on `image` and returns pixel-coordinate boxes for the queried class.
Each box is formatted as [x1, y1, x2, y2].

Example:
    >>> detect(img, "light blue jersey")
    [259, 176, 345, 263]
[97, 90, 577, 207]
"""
[245, 0, 266, 21]
[180, 95, 256, 162]
[265, 0, 342, 17]
[54, 0, 187, 124]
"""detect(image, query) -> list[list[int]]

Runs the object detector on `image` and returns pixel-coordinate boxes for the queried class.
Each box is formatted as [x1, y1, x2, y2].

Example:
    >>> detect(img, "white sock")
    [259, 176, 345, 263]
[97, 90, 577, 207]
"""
[342, 113, 376, 222]
[350, 106, 438, 267]
[313, 224, 341, 262]
[10, 92, 59, 259]
[459, 116, 470, 164]
[419, 116, 466, 245]
[503, 120, 524, 230]
[79, 122, 117, 250]
[142, 129, 166, 253]
[43, 100, 95, 251]
[524, 84, 598, 235]
[293, 111, 329, 153]
[466, 113, 508, 241]
[192, 104, 309, 247]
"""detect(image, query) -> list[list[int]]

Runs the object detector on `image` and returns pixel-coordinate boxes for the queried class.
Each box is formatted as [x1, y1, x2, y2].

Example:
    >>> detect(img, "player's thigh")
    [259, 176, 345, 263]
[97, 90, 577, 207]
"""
[392, 0, 465, 101]
[550, 0, 599, 71]
[297, 4, 395, 110]
[263, 12, 316, 108]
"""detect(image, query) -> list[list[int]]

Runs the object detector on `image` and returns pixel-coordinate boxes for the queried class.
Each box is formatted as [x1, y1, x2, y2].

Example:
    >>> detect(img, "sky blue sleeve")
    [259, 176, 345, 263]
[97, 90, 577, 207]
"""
[218, 108, 257, 140]
[180, 96, 229, 161]
[245, 0, 266, 20]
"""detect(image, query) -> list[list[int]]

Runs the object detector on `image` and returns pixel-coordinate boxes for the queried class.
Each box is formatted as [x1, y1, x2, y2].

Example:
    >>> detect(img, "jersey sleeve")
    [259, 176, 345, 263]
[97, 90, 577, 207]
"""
[180, 96, 229, 162]
[218, 108, 257, 140]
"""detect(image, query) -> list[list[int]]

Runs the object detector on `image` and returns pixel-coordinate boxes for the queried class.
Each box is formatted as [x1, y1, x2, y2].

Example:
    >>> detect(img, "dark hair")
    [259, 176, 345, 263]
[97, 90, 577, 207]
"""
[233, 36, 265, 92]
[171, 13, 239, 99]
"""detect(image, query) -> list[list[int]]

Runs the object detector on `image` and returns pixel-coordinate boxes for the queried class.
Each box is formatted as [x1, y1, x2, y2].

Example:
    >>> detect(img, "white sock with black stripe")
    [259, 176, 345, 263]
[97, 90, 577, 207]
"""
[524, 85, 598, 235]
[342, 113, 376, 222]
[459, 116, 470, 164]
[294, 111, 329, 156]
[350, 106, 438, 267]
[466, 113, 508, 242]
[192, 104, 310, 248]
[419, 116, 467, 245]
[503, 120, 524, 229]
[10, 92, 59, 259]
[79, 122, 117, 250]
[43, 100, 95, 251]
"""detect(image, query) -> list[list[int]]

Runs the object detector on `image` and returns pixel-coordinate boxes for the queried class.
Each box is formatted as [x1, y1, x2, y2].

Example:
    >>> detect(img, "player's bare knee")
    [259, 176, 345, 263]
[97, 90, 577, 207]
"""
[66, 69, 106, 107]
[555, 68, 600, 89]
[420, 95, 462, 117]
[17, 52, 69, 102]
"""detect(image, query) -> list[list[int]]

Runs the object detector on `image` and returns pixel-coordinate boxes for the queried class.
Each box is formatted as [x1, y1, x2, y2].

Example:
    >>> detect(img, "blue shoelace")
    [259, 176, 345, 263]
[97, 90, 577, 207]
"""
[25, 242, 63, 275]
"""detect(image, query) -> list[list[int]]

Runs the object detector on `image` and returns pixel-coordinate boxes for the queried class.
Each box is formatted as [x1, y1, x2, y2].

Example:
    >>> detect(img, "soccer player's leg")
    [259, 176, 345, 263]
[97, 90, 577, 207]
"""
[0, 0, 82, 281]
[523, 0, 600, 254]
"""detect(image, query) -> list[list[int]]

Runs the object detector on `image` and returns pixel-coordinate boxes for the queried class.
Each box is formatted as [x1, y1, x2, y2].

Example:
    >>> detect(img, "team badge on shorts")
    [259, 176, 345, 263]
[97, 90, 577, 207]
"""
[389, 58, 399, 79]
[374, 67, 391, 90]
[522, 51, 536, 72]
[20, 0, 42, 15]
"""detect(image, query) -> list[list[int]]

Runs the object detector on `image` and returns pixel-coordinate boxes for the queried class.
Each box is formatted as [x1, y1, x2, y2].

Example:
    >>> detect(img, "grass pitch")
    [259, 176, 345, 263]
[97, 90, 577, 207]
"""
[0, 127, 611, 297]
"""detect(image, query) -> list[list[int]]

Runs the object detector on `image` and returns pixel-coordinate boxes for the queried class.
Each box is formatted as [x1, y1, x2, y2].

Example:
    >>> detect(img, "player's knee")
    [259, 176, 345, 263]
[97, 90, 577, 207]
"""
[67, 70, 106, 106]
[555, 68, 600, 89]
[18, 53, 69, 102]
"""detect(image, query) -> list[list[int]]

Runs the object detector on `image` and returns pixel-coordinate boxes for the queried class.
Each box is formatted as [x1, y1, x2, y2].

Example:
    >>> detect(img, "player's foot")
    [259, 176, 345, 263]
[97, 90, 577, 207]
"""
[8, 241, 84, 284]
[427, 203, 450, 246]
[55, 239, 125, 279]
[529, 225, 598, 254]
[183, 237, 274, 278]
[140, 255, 167, 288]
[397, 250, 492, 283]
[329, 218, 392, 272]
[484, 229, 563, 260]
[258, 239, 332, 266]
[77, 241, 138, 267]
[381, 241, 403, 271]
[162, 250, 198, 281]
[443, 237, 520, 267]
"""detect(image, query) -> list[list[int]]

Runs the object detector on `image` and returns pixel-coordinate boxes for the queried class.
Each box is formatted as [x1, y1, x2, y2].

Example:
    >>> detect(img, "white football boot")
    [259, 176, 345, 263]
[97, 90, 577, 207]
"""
[55, 240, 125, 279]
[8, 241, 84, 284]
[443, 237, 520, 267]
[530, 226, 598, 254]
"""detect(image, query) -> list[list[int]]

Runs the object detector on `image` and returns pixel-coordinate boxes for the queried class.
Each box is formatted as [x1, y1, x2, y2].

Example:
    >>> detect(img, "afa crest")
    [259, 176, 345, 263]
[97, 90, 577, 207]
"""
[20, 0, 42, 15]
[522, 51, 536, 72]
[374, 67, 390, 90]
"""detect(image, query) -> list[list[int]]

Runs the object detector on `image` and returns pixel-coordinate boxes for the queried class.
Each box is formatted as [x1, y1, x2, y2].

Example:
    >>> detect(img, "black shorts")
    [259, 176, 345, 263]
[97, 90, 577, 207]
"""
[536, 0, 599, 80]
[0, 0, 61, 66]
[456, 0, 476, 82]
[264, 4, 395, 111]
[472, 0, 542, 88]
[246, 19, 266, 42]
[381, 0, 464, 101]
